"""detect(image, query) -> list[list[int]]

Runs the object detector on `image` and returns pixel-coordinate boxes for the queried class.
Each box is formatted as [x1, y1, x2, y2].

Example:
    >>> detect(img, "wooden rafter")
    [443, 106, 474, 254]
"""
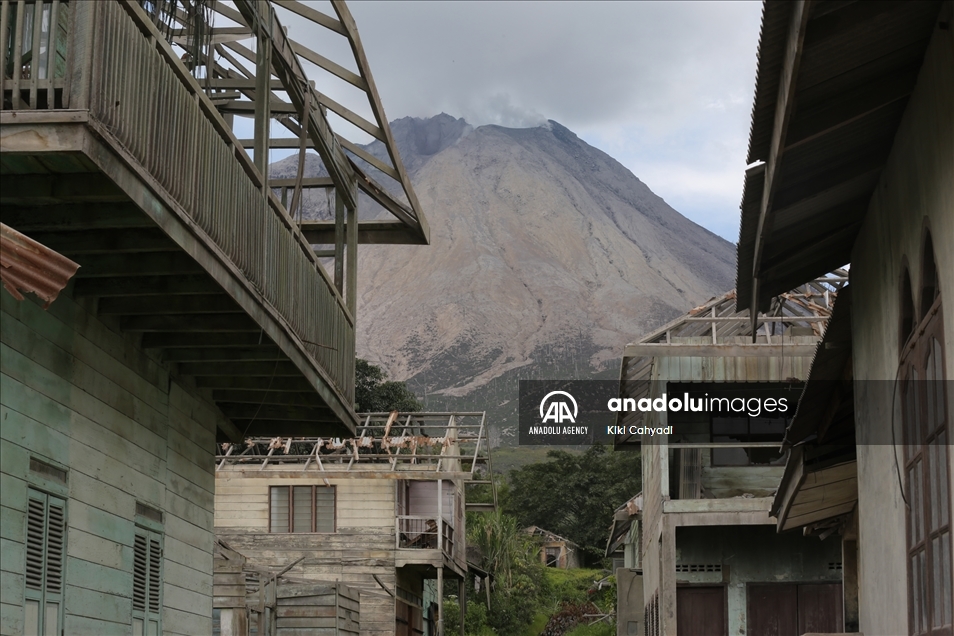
[206, 0, 428, 244]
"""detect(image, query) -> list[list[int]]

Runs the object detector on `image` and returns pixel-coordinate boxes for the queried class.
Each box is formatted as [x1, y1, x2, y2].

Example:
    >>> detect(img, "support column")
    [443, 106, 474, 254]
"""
[252, 8, 272, 183]
[660, 515, 677, 636]
[459, 578, 466, 636]
[334, 190, 345, 294]
[346, 193, 358, 315]
[437, 568, 444, 636]
[843, 507, 860, 632]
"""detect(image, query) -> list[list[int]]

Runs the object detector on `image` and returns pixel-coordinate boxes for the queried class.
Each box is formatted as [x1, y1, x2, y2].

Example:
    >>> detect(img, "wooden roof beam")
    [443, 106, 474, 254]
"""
[332, 0, 430, 243]
[289, 37, 367, 91]
[234, 0, 358, 210]
[785, 63, 919, 150]
[274, 0, 347, 36]
[301, 220, 427, 245]
[623, 343, 818, 358]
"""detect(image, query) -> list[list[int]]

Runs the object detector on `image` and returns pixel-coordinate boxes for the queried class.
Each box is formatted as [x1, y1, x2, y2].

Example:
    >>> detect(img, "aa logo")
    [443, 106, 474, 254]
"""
[539, 391, 578, 424]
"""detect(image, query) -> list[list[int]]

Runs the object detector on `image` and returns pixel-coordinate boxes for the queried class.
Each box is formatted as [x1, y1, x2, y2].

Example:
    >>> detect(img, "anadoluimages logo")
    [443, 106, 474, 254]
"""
[539, 390, 578, 424]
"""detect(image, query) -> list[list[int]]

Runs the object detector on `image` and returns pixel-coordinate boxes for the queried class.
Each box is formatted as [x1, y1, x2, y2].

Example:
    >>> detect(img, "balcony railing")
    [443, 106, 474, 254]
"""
[2, 0, 355, 403]
[397, 515, 455, 557]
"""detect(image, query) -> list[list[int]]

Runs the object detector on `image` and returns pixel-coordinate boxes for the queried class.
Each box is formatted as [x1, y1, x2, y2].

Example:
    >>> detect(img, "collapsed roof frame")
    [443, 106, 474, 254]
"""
[215, 412, 496, 484]
[615, 270, 848, 445]
[143, 0, 430, 313]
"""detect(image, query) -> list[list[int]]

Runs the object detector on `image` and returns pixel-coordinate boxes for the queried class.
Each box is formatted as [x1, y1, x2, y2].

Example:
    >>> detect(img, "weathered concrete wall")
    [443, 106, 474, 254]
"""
[1, 290, 218, 635]
[849, 18, 954, 636]
[675, 526, 842, 635]
[616, 568, 644, 636]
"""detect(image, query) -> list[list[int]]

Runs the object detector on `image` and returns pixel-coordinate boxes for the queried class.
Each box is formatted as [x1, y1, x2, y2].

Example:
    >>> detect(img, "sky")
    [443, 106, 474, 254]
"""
[278, 1, 765, 242]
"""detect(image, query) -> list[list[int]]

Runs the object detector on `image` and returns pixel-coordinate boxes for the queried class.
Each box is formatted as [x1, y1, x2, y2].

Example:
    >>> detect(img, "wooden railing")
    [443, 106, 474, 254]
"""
[1, 0, 355, 403]
[0, 0, 69, 109]
[396, 515, 455, 557]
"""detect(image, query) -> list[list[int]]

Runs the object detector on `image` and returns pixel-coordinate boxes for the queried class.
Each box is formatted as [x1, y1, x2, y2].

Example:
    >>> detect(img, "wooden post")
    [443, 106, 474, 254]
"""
[437, 567, 444, 636]
[458, 578, 466, 636]
[334, 189, 345, 294]
[346, 192, 358, 315]
[253, 3, 272, 182]
[437, 479, 443, 553]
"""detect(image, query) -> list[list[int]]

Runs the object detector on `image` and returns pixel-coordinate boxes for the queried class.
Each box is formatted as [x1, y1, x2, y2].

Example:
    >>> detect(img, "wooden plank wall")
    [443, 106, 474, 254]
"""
[216, 474, 397, 636]
[275, 582, 360, 636]
[1, 291, 220, 635]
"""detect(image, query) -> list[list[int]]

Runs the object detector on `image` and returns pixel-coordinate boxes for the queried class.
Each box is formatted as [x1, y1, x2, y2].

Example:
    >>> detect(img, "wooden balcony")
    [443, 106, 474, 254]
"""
[0, 0, 383, 437]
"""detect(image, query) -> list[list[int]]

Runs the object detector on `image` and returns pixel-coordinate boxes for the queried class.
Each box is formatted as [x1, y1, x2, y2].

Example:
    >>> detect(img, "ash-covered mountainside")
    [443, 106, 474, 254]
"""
[274, 114, 735, 437]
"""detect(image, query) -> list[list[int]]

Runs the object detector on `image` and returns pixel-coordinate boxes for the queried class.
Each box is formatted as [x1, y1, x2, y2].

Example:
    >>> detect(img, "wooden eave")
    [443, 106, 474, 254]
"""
[736, 0, 945, 313]
[772, 286, 858, 533]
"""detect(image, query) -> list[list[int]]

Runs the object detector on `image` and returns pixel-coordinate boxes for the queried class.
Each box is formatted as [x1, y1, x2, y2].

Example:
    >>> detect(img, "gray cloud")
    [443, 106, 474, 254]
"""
[285, 1, 764, 240]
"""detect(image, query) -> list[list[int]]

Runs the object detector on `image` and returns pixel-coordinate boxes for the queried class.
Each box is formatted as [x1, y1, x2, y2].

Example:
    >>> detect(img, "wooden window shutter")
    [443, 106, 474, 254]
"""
[133, 529, 163, 635]
[24, 489, 65, 636]
[133, 534, 148, 613]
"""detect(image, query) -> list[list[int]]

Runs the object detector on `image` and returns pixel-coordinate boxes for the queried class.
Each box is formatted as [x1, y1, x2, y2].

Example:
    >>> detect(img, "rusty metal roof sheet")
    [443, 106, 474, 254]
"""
[0, 223, 80, 308]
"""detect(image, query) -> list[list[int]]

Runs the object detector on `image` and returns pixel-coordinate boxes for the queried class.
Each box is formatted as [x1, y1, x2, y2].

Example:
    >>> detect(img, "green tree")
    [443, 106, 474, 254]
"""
[503, 445, 640, 564]
[466, 511, 550, 636]
[354, 359, 423, 412]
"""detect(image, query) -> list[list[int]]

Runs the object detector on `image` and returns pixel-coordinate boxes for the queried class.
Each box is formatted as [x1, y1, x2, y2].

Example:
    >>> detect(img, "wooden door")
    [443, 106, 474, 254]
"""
[747, 584, 797, 636]
[746, 583, 843, 635]
[797, 583, 844, 634]
[677, 586, 726, 636]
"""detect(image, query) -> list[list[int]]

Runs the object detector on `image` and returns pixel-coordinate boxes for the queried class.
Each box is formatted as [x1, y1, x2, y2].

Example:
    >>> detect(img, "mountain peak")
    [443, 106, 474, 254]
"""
[388, 114, 473, 168]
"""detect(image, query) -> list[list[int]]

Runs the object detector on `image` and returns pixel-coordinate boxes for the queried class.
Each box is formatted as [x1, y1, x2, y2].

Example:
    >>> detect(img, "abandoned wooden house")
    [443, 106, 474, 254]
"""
[213, 412, 495, 636]
[524, 526, 581, 570]
[605, 493, 641, 636]
[1, 1, 429, 634]
[613, 279, 850, 636]
[735, 1, 952, 634]
[212, 538, 362, 636]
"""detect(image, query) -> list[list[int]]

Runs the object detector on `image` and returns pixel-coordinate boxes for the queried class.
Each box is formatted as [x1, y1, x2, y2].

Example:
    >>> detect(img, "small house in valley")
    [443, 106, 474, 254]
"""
[525, 526, 581, 569]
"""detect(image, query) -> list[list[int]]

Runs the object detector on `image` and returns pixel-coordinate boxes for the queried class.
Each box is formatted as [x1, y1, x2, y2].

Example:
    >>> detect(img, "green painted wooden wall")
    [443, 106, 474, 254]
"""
[1, 288, 220, 635]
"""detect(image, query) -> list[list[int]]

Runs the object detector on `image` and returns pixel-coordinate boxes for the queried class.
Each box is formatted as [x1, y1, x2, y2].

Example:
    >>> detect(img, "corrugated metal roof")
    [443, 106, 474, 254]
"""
[736, 0, 944, 311]
[0, 223, 80, 308]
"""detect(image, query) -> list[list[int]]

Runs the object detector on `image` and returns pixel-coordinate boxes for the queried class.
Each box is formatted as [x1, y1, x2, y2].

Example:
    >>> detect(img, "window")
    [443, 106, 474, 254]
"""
[710, 416, 788, 466]
[902, 232, 952, 636]
[133, 529, 162, 636]
[269, 486, 335, 533]
[901, 265, 916, 354]
[25, 489, 65, 636]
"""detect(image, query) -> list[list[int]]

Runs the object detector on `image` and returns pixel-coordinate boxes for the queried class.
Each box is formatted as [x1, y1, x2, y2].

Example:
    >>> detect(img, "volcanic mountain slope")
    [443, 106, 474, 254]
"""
[275, 114, 735, 437]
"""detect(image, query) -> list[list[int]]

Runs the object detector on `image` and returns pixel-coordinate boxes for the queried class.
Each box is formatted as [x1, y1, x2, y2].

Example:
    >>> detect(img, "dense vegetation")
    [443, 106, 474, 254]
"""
[503, 445, 641, 565]
[354, 359, 424, 412]
[456, 446, 640, 636]
[448, 510, 616, 636]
